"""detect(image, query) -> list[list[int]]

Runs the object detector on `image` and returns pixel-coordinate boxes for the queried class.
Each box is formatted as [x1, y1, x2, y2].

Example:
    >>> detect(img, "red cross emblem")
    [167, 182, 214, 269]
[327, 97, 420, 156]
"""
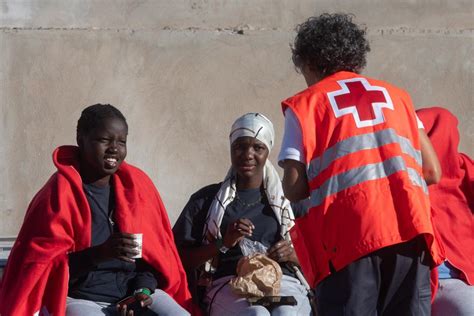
[327, 78, 394, 128]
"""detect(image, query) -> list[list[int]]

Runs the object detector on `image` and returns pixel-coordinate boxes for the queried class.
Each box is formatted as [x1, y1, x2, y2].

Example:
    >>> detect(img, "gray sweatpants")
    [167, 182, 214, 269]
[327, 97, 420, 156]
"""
[205, 275, 312, 316]
[66, 289, 190, 316]
[432, 278, 474, 316]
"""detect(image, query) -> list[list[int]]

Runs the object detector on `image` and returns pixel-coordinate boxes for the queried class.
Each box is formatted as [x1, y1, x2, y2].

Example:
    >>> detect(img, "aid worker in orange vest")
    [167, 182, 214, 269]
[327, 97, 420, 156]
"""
[278, 13, 445, 316]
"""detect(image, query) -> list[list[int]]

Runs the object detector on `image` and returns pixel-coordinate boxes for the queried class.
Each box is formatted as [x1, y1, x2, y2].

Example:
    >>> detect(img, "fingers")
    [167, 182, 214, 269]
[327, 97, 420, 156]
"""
[270, 250, 293, 262]
[116, 245, 140, 257]
[268, 240, 294, 262]
[117, 255, 136, 263]
[234, 218, 255, 236]
[117, 296, 138, 315]
[234, 223, 253, 236]
[268, 240, 289, 253]
[131, 293, 152, 308]
[239, 218, 255, 229]
[109, 233, 140, 261]
[117, 296, 135, 308]
[140, 296, 153, 307]
[114, 245, 139, 262]
[223, 218, 255, 248]
[120, 305, 127, 316]
[117, 301, 129, 316]
[112, 233, 139, 248]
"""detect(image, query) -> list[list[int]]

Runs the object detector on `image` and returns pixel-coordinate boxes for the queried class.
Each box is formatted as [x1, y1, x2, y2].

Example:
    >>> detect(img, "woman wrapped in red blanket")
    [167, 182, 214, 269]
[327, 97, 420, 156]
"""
[0, 104, 193, 316]
[416, 106, 473, 316]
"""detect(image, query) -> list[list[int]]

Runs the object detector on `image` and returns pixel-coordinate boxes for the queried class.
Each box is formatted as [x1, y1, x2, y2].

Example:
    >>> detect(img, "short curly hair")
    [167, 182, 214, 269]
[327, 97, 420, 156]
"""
[292, 13, 370, 76]
[76, 103, 127, 137]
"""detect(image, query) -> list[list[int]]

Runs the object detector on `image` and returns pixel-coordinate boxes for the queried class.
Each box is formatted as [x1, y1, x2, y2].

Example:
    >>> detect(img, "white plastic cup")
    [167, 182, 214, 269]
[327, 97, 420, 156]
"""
[130, 233, 143, 258]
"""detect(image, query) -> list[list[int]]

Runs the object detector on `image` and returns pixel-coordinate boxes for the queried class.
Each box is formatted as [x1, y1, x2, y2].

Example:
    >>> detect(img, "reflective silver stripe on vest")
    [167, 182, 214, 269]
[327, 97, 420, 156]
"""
[307, 128, 422, 181]
[407, 167, 428, 193]
[309, 156, 427, 208]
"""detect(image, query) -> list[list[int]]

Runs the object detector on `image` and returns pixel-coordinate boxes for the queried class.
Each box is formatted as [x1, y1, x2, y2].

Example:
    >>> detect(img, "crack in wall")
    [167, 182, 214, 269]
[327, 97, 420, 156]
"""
[368, 26, 473, 37]
[0, 25, 472, 37]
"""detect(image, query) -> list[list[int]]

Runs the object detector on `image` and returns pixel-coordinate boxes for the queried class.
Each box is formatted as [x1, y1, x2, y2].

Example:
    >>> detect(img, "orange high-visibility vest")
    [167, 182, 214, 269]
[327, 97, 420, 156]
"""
[284, 71, 443, 288]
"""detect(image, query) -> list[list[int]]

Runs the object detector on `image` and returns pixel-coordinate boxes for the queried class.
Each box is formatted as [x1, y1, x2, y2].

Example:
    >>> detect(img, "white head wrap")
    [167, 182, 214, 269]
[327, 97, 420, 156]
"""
[203, 112, 295, 246]
[229, 113, 275, 152]
[201, 113, 310, 290]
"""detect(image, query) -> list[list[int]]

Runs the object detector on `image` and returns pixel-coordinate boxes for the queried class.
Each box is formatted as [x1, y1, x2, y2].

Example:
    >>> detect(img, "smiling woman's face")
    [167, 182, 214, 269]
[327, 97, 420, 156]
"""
[77, 117, 128, 186]
[230, 136, 269, 188]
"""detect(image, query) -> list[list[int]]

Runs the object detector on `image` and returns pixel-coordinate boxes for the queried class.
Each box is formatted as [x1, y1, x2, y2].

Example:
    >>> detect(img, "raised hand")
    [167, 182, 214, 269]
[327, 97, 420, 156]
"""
[223, 218, 255, 248]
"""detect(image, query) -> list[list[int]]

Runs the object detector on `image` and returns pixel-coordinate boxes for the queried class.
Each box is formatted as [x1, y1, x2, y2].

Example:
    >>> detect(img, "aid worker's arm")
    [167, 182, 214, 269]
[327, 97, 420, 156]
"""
[419, 128, 441, 185]
[279, 108, 310, 201]
[282, 160, 310, 202]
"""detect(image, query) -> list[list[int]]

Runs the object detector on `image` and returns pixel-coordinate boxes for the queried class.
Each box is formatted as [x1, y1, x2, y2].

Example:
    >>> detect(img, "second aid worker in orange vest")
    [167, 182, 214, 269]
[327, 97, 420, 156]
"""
[278, 14, 444, 316]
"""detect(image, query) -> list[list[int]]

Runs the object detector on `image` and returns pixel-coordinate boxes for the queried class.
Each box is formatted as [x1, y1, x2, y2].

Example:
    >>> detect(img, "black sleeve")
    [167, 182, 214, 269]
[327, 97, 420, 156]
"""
[68, 247, 98, 280]
[131, 259, 158, 293]
[173, 184, 220, 248]
[173, 198, 202, 248]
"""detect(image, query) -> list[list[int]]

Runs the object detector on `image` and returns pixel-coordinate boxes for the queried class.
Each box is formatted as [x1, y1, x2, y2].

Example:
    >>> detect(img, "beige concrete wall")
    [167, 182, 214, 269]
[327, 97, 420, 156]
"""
[1, 0, 473, 236]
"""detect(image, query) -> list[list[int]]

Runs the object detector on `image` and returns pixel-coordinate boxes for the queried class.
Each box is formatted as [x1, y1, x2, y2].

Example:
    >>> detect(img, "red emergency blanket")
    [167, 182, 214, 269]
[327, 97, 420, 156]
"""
[0, 146, 193, 315]
[417, 107, 474, 288]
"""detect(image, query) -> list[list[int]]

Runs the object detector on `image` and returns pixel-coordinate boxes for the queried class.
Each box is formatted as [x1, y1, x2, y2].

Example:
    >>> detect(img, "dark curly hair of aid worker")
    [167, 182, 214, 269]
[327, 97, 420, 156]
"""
[76, 103, 128, 137]
[292, 13, 370, 77]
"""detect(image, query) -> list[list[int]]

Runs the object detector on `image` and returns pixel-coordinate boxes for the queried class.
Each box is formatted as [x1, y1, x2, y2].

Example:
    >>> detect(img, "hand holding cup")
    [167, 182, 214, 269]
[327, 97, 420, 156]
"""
[95, 232, 141, 263]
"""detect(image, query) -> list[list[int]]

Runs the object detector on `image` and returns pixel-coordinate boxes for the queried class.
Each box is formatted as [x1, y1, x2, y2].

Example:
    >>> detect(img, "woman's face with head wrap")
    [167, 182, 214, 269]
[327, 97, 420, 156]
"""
[229, 113, 274, 189]
[231, 136, 269, 188]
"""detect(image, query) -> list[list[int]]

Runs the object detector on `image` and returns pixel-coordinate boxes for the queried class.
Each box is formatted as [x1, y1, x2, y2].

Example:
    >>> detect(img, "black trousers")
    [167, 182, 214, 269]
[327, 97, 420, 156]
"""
[316, 237, 431, 316]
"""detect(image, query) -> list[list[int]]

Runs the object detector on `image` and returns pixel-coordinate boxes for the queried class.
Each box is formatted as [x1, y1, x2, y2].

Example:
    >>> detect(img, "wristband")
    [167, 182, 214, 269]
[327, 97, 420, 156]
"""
[133, 288, 151, 296]
[216, 238, 229, 254]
